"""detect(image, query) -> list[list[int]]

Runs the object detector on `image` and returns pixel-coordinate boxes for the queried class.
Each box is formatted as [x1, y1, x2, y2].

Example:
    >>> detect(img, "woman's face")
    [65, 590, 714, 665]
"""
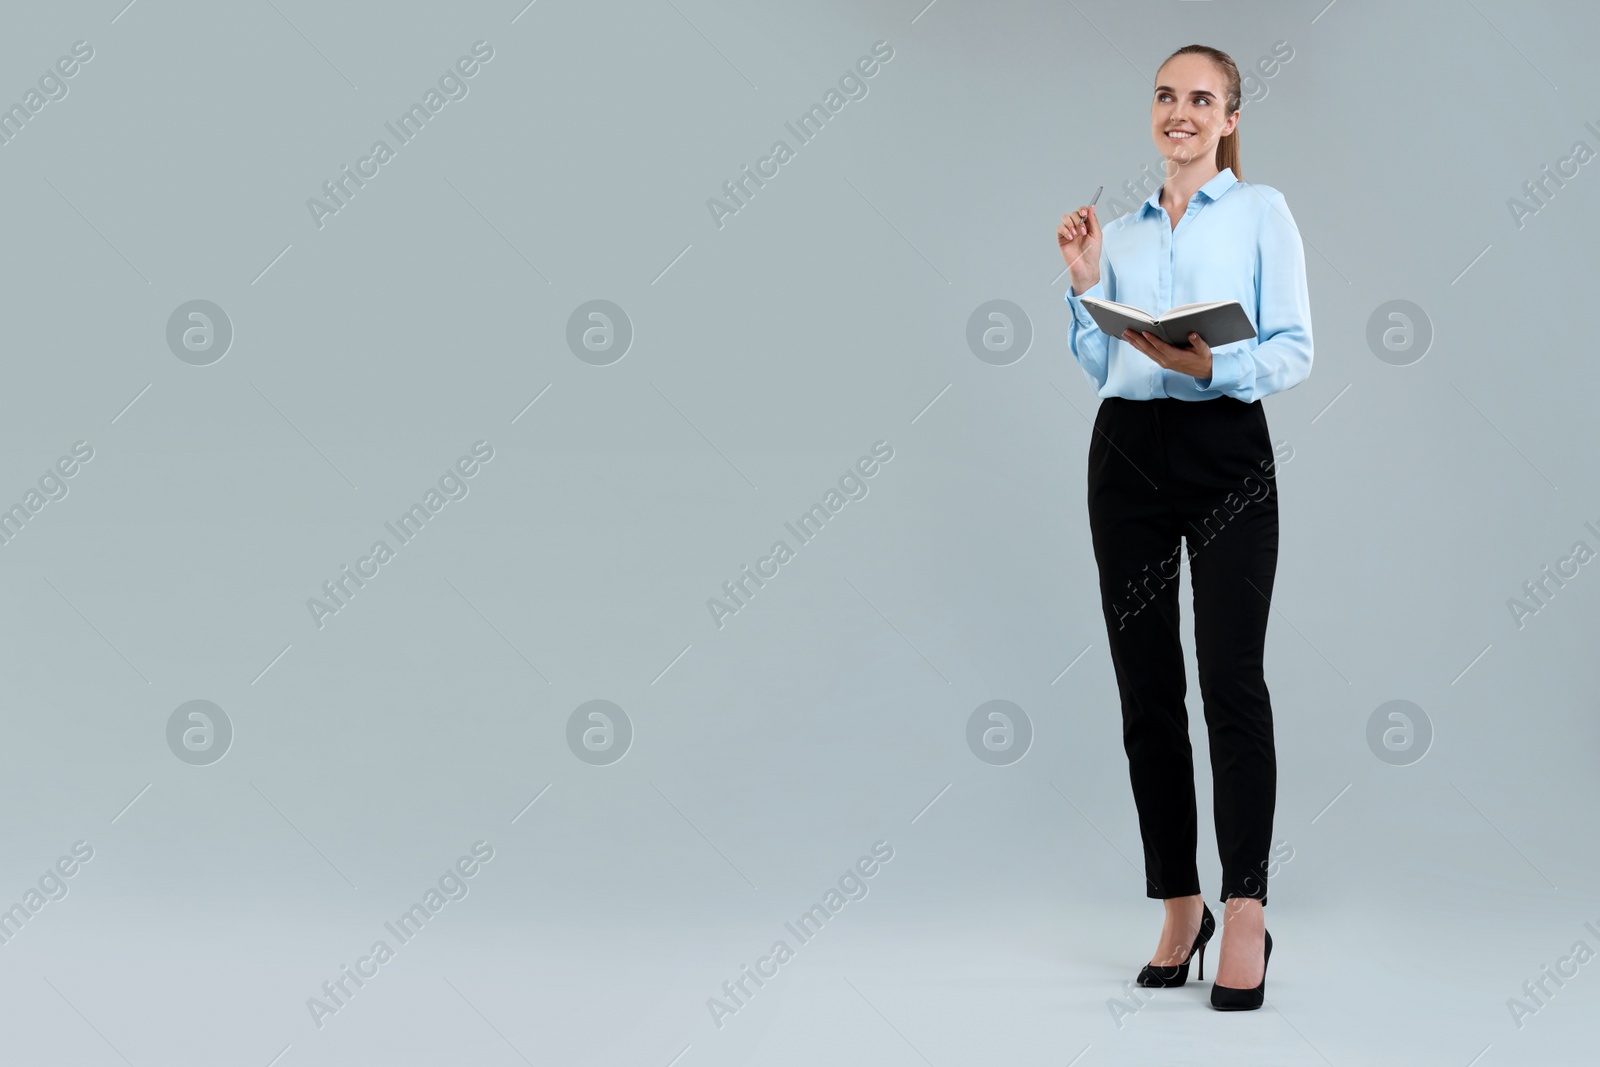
[1151, 54, 1238, 167]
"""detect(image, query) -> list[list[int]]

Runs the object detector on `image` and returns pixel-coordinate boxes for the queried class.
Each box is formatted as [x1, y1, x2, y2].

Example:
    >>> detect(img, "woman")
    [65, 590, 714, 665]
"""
[1055, 44, 1312, 1011]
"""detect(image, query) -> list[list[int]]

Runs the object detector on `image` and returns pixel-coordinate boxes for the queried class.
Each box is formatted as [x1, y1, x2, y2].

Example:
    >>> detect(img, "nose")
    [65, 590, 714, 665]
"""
[1169, 106, 1204, 132]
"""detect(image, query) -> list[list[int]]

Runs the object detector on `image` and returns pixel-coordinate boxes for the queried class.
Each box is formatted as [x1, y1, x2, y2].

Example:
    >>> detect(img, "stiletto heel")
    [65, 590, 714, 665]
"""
[1209, 928, 1272, 1010]
[1136, 902, 1215, 988]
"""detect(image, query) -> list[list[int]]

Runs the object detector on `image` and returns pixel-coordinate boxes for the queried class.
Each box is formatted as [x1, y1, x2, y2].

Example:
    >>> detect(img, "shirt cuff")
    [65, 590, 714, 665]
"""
[1199, 347, 1248, 393]
[1064, 278, 1105, 329]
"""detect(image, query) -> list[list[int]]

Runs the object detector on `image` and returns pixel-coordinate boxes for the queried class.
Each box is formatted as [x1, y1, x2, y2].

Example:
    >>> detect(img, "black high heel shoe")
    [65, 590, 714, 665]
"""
[1209, 928, 1272, 1010]
[1136, 902, 1215, 987]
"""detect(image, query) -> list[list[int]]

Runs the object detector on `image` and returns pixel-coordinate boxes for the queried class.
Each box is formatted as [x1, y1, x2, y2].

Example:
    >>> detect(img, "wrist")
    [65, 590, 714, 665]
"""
[1069, 273, 1100, 296]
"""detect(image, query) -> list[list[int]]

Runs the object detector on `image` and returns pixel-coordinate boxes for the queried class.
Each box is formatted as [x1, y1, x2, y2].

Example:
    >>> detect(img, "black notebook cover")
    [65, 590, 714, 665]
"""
[1080, 297, 1257, 349]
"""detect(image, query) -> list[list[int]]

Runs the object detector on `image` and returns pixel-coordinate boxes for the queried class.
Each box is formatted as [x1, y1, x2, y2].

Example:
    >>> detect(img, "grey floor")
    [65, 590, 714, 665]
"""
[6, 815, 1597, 1064]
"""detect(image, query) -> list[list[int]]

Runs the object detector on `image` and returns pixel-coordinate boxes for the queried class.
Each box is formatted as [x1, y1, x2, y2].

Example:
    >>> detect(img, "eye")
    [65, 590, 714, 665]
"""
[1195, 95, 1210, 105]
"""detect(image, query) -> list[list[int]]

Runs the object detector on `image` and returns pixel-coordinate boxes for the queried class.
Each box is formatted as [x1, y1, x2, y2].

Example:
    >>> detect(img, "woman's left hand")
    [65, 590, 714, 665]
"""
[1122, 329, 1214, 381]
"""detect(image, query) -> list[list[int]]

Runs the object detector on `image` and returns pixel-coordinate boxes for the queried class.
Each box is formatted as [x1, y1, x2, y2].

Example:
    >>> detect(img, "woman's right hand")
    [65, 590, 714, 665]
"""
[1057, 204, 1102, 293]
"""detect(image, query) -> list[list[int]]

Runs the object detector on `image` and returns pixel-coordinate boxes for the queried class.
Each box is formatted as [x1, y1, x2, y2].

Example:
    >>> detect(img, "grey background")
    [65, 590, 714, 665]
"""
[1, 0, 1597, 1063]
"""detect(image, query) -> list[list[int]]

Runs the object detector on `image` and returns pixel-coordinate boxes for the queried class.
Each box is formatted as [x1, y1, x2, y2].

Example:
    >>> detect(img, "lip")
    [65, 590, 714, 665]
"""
[1166, 129, 1196, 138]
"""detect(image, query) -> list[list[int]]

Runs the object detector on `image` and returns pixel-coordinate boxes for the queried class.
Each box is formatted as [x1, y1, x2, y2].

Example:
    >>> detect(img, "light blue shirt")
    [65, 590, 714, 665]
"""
[1064, 166, 1313, 403]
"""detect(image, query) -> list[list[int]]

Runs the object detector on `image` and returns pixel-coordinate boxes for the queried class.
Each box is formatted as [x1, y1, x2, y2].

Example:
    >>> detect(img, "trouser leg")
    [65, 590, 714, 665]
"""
[1087, 399, 1200, 900]
[1177, 399, 1280, 905]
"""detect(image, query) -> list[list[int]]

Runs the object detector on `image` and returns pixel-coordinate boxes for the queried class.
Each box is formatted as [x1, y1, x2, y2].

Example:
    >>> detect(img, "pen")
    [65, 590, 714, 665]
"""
[1072, 185, 1102, 228]
[1078, 186, 1102, 229]
[1065, 187, 1104, 297]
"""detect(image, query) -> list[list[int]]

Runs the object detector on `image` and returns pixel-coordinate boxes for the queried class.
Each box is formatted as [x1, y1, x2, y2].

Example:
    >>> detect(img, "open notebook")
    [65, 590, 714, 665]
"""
[1079, 297, 1257, 349]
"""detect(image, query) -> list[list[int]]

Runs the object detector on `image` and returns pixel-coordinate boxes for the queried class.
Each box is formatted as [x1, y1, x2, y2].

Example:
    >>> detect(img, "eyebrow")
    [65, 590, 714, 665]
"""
[1154, 85, 1219, 98]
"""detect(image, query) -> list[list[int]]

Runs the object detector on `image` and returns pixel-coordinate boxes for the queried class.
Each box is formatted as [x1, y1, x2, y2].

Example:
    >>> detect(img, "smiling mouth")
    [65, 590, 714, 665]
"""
[1166, 130, 1196, 139]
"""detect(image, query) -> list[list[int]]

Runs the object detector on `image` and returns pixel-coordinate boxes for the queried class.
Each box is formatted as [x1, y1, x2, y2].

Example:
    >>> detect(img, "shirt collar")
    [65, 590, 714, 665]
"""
[1139, 166, 1238, 217]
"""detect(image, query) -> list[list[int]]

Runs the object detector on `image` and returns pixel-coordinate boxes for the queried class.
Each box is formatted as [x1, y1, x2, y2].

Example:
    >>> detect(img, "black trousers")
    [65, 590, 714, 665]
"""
[1087, 395, 1279, 905]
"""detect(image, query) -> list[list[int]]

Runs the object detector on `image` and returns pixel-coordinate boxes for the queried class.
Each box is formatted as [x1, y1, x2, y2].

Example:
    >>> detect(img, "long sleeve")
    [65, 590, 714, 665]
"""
[1198, 188, 1313, 402]
[1064, 248, 1115, 391]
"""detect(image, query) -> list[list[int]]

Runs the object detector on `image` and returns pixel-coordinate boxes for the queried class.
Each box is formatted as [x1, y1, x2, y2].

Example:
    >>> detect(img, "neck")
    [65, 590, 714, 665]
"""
[1160, 157, 1222, 211]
